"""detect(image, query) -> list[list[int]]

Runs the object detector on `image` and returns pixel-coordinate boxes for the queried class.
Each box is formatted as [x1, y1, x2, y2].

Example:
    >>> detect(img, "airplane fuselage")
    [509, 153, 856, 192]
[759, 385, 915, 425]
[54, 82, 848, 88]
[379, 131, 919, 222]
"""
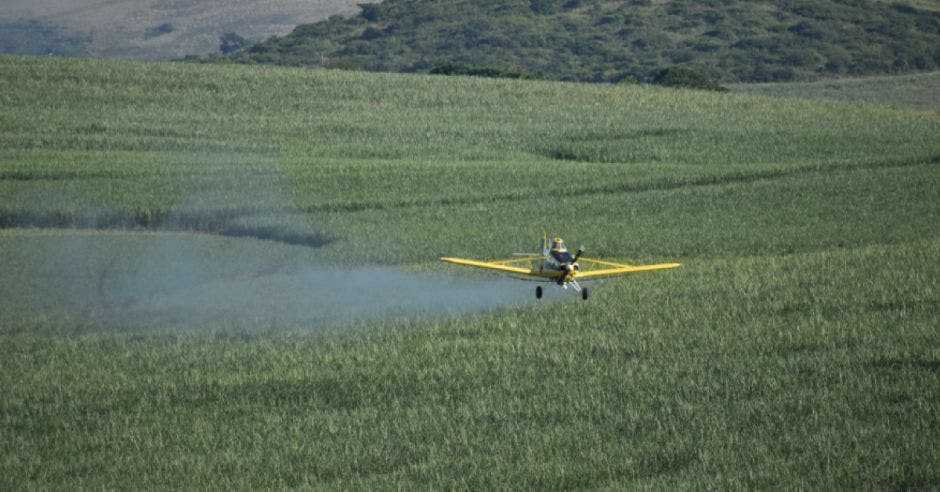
[550, 250, 575, 264]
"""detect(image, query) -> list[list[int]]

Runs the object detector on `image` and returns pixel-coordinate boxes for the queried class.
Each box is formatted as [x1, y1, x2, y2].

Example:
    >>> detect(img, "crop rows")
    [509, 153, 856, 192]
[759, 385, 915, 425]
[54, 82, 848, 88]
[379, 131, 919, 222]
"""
[1, 55, 938, 488]
[2, 56, 938, 262]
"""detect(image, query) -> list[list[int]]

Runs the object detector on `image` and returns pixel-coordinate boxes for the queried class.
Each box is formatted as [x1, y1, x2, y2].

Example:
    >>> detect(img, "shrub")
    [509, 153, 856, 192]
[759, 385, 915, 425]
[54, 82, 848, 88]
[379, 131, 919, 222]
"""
[145, 23, 174, 39]
[651, 66, 727, 91]
[359, 3, 382, 22]
[361, 27, 383, 40]
[429, 62, 546, 80]
[220, 33, 248, 54]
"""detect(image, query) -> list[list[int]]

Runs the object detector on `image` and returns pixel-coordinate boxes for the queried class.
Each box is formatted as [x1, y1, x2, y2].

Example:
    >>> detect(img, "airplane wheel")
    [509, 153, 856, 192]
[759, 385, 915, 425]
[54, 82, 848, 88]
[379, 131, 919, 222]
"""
[536, 286, 543, 299]
[581, 287, 589, 300]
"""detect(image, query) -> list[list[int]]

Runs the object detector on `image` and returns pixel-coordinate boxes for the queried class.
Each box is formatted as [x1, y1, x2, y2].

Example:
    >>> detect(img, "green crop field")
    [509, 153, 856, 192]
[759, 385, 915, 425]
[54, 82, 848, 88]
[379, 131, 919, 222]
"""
[1, 55, 938, 488]
[730, 71, 940, 112]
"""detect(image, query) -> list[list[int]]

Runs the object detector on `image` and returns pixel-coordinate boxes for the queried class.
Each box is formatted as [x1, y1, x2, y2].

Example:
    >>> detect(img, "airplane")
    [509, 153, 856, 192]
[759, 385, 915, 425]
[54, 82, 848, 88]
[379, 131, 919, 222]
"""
[441, 234, 680, 300]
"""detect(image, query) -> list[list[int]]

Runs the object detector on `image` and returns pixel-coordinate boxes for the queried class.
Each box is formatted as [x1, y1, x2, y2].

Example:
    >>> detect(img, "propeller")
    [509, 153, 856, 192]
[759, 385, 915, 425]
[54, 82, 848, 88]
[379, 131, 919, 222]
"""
[572, 246, 585, 264]
[557, 247, 585, 285]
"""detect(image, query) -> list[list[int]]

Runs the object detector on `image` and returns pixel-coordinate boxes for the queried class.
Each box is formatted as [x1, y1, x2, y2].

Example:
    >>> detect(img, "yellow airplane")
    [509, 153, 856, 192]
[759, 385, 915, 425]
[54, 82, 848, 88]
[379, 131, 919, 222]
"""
[442, 234, 680, 300]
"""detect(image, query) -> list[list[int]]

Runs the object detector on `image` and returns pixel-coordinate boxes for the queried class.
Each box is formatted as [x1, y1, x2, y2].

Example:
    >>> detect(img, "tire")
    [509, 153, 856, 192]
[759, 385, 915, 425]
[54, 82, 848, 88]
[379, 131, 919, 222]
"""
[536, 286, 543, 299]
[581, 287, 589, 300]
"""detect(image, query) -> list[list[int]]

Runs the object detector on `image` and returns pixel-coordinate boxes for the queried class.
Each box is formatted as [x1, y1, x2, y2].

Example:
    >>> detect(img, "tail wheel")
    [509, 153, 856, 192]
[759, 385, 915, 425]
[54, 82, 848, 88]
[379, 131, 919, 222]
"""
[536, 286, 543, 299]
[581, 287, 589, 300]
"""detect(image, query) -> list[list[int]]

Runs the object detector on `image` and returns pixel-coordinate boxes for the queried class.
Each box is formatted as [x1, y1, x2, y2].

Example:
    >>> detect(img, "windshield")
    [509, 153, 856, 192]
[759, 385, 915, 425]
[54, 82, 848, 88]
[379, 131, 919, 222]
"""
[551, 250, 575, 263]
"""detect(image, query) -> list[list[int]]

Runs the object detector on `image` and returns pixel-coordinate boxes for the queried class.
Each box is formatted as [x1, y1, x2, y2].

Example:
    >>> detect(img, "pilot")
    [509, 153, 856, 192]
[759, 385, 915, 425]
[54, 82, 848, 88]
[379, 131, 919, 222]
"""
[550, 237, 575, 264]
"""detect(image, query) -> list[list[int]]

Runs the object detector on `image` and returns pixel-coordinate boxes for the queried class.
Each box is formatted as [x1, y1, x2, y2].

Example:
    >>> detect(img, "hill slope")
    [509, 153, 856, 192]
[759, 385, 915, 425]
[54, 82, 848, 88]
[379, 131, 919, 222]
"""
[230, 0, 940, 83]
[1, 0, 362, 60]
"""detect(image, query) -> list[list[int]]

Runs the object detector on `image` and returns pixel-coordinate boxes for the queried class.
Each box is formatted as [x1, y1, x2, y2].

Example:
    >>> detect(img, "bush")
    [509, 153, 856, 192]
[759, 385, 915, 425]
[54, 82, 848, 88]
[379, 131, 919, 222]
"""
[361, 27, 383, 40]
[651, 66, 727, 91]
[429, 62, 546, 80]
[530, 0, 565, 15]
[359, 3, 382, 22]
[145, 23, 174, 39]
[220, 33, 248, 54]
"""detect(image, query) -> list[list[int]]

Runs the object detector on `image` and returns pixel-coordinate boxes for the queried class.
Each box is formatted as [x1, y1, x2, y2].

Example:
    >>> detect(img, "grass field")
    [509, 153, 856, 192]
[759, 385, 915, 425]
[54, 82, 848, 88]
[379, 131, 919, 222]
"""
[730, 71, 940, 112]
[1, 55, 939, 488]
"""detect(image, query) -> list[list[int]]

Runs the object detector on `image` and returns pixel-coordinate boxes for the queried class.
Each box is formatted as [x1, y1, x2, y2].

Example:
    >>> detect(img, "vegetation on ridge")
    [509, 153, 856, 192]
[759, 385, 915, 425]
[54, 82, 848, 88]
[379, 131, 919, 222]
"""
[228, 0, 940, 83]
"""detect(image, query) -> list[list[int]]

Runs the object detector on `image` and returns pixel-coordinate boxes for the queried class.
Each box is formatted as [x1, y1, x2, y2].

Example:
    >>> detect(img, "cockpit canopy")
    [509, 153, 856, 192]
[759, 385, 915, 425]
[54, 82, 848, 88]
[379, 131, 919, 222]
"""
[549, 237, 575, 263]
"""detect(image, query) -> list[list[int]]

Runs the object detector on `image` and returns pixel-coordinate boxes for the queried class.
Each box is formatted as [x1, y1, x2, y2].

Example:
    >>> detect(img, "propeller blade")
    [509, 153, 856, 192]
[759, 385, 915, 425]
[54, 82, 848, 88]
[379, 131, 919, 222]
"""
[572, 246, 585, 264]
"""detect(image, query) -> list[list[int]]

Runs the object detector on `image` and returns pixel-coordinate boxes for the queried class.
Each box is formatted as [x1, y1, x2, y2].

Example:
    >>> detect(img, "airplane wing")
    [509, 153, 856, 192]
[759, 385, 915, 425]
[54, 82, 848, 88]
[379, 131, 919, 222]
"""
[440, 257, 557, 279]
[574, 258, 681, 280]
[441, 256, 680, 281]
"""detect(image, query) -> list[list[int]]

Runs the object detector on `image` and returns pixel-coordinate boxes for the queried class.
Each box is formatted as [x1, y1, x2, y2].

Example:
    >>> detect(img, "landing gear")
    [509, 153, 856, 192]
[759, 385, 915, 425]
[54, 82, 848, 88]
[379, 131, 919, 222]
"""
[536, 283, 587, 300]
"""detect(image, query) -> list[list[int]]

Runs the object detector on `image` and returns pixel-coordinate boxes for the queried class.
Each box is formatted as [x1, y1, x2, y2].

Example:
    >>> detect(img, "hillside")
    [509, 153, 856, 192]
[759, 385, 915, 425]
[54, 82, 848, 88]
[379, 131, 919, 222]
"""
[228, 0, 940, 83]
[0, 0, 362, 60]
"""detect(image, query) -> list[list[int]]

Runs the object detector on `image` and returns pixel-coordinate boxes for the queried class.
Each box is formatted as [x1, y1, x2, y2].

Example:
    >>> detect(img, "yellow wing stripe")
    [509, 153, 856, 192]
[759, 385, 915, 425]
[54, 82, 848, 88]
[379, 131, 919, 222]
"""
[575, 262, 681, 280]
[489, 256, 543, 265]
[440, 257, 534, 275]
[577, 257, 634, 268]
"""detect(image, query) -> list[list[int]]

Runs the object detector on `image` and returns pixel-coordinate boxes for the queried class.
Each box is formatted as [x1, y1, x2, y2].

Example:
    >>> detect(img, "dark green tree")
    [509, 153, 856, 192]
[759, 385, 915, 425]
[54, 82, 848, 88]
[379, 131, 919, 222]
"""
[651, 66, 727, 91]
[220, 32, 249, 54]
[359, 3, 382, 22]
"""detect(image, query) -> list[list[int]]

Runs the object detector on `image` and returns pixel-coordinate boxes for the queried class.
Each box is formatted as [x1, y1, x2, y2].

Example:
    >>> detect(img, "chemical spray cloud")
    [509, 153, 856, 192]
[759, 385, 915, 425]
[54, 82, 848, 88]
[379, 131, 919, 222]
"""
[7, 150, 536, 332]
[18, 230, 534, 332]
[94, 254, 535, 331]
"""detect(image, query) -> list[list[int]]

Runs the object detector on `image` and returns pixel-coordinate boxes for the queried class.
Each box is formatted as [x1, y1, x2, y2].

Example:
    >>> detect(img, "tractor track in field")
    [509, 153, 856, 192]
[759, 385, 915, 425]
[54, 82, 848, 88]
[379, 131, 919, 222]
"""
[0, 167, 287, 182]
[0, 207, 332, 249]
[258, 154, 939, 213]
[0, 155, 934, 248]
